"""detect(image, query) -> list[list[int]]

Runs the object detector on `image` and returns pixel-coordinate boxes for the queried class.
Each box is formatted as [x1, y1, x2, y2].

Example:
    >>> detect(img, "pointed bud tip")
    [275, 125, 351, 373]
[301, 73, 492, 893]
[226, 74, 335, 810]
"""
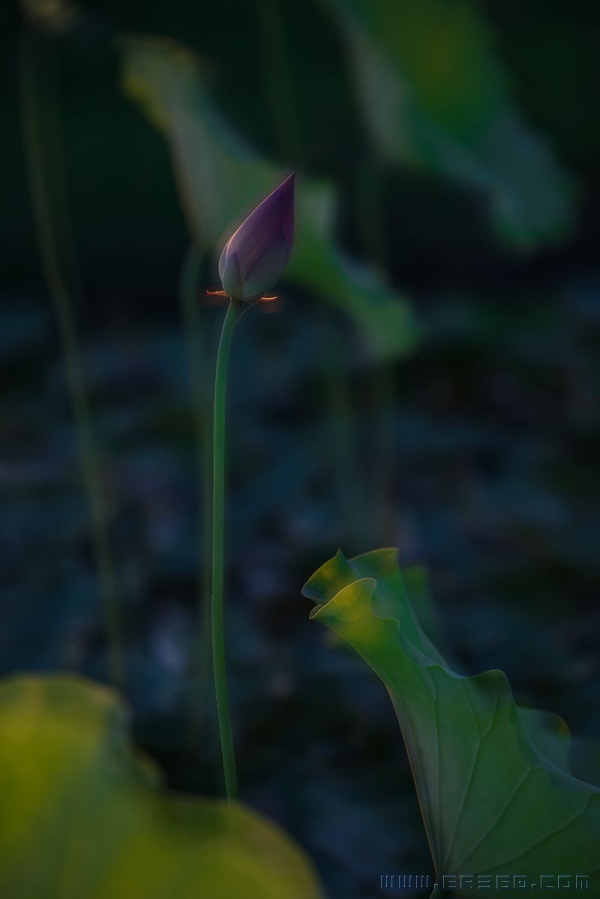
[281, 172, 296, 195]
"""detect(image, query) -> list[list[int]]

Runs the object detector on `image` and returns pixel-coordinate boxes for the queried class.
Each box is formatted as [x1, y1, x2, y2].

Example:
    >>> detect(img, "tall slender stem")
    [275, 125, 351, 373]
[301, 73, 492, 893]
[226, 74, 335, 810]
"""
[211, 297, 242, 799]
[179, 246, 214, 748]
[18, 35, 124, 688]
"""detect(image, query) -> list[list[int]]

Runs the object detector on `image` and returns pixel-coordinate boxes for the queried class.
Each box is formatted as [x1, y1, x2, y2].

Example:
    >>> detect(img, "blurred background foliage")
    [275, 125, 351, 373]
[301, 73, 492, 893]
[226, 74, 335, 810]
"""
[2, 0, 600, 896]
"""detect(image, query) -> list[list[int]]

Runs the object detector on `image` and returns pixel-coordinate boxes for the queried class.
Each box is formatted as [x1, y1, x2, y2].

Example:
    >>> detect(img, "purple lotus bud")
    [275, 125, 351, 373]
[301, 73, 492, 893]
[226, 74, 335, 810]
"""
[218, 173, 295, 300]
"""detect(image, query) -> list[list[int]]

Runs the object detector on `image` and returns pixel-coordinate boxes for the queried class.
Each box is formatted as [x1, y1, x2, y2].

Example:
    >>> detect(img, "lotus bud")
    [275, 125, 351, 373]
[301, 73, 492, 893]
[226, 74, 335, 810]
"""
[218, 173, 295, 301]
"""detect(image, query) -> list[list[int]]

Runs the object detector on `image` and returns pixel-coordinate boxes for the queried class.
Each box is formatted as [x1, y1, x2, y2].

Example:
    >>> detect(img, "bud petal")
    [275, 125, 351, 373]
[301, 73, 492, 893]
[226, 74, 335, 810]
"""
[242, 236, 288, 299]
[218, 173, 295, 300]
[219, 250, 244, 300]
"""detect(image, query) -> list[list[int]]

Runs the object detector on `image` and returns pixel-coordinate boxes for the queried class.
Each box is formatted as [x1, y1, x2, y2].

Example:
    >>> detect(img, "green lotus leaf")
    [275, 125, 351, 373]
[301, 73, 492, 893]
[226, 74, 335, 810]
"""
[119, 35, 415, 360]
[0, 675, 323, 899]
[323, 0, 576, 249]
[303, 548, 600, 898]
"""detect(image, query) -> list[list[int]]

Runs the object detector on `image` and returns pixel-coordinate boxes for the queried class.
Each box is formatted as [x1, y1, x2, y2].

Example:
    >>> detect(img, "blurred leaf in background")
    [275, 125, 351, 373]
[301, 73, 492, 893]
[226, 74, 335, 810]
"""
[324, 0, 576, 248]
[0, 675, 323, 899]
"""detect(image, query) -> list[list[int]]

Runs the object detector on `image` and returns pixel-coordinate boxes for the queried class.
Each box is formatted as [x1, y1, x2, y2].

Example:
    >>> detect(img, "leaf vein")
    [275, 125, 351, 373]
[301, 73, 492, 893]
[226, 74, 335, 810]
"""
[453, 766, 532, 871]
[443, 681, 489, 869]
[477, 795, 594, 875]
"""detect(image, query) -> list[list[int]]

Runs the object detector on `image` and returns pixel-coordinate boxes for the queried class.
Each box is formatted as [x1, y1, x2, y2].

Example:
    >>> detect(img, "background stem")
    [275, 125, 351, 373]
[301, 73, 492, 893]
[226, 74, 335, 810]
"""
[371, 360, 397, 544]
[321, 315, 365, 550]
[211, 297, 242, 800]
[18, 34, 124, 689]
[358, 155, 398, 545]
[257, 0, 303, 167]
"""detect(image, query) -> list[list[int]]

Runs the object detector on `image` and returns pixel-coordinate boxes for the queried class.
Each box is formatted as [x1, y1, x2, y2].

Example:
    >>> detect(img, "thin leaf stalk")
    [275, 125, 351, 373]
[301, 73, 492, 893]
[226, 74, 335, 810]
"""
[256, 0, 366, 546]
[358, 155, 398, 545]
[321, 316, 365, 549]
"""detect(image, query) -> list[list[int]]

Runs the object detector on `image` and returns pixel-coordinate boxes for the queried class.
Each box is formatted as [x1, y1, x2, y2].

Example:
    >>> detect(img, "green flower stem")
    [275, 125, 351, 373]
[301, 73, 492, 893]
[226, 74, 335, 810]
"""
[179, 247, 213, 747]
[211, 297, 243, 800]
[18, 36, 124, 688]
